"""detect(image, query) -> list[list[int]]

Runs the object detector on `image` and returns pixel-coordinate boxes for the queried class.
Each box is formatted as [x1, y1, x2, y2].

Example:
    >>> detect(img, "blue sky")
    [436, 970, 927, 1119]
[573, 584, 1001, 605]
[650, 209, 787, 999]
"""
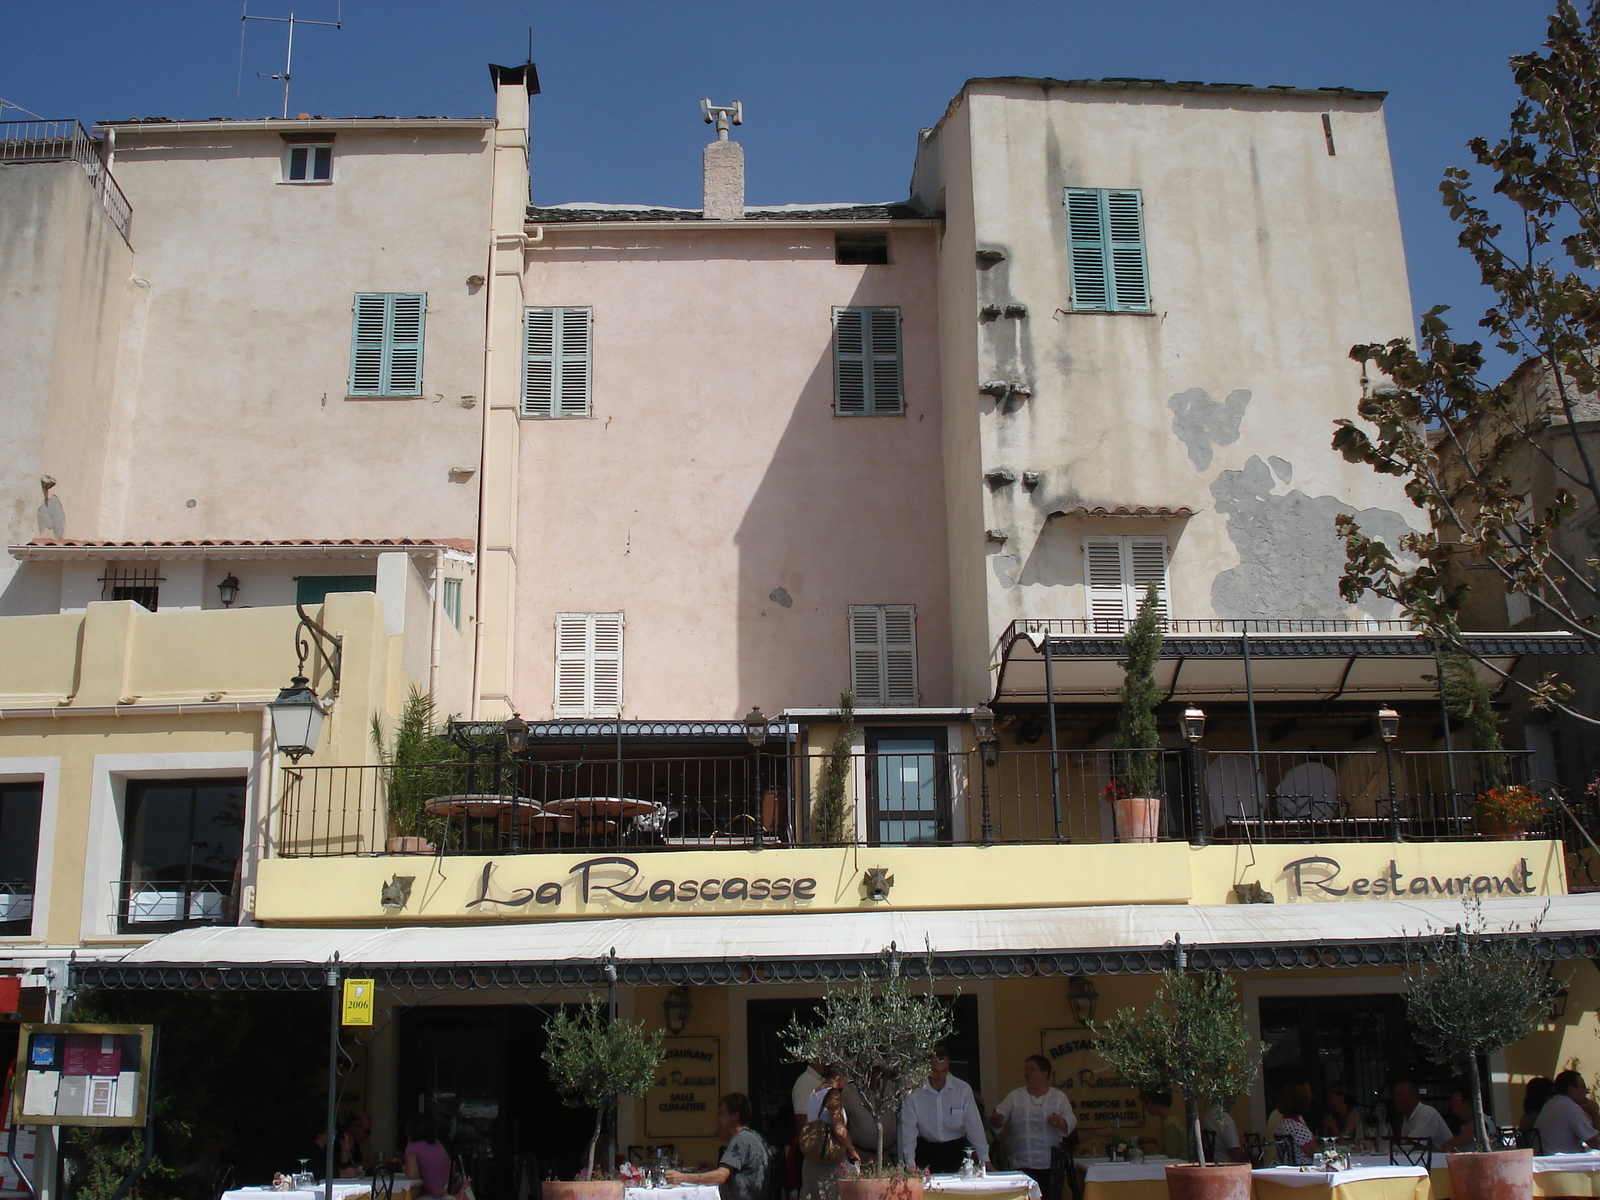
[1, 1, 1556, 374]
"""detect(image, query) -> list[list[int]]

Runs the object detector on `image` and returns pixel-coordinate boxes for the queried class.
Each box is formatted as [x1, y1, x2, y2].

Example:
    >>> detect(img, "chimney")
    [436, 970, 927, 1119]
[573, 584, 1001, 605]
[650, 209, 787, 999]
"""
[700, 98, 744, 220]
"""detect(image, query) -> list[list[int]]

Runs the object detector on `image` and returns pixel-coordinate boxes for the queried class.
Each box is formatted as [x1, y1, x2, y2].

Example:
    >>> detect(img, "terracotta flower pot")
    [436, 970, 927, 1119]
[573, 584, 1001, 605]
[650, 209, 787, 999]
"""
[839, 1178, 925, 1200]
[544, 1183, 625, 1200]
[1478, 825, 1527, 841]
[1114, 796, 1161, 843]
[1165, 1163, 1253, 1200]
[385, 836, 435, 855]
[1447, 1149, 1533, 1200]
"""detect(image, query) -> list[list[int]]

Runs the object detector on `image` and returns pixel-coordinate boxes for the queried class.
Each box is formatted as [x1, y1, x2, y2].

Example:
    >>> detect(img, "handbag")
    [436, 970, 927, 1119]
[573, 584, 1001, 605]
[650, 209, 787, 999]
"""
[799, 1121, 849, 1166]
[448, 1155, 475, 1200]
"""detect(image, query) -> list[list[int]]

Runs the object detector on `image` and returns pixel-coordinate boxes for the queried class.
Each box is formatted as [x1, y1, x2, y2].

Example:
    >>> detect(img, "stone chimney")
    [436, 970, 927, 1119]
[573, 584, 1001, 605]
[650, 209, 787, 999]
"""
[700, 98, 744, 220]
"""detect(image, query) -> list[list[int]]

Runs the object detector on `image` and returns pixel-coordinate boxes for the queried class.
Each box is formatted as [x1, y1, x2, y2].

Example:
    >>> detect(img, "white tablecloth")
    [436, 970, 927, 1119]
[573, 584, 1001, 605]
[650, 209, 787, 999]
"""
[626, 1186, 720, 1200]
[224, 1181, 422, 1200]
[926, 1173, 1042, 1198]
[1534, 1155, 1600, 1174]
[1082, 1160, 1181, 1183]
[1253, 1167, 1429, 1188]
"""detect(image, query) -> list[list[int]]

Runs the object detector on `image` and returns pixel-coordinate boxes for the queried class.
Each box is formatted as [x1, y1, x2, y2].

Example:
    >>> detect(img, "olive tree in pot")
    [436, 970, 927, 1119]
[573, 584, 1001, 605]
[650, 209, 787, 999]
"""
[1094, 971, 1261, 1200]
[1405, 906, 1562, 1200]
[542, 996, 666, 1200]
[782, 948, 954, 1200]
[1110, 585, 1165, 842]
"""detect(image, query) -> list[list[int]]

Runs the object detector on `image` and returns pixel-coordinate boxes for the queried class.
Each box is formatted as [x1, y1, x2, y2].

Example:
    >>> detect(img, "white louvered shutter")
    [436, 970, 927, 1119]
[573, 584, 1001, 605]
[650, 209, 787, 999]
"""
[849, 606, 886, 703]
[554, 613, 590, 716]
[882, 604, 918, 704]
[1105, 191, 1151, 312]
[1127, 536, 1170, 623]
[589, 612, 623, 715]
[386, 293, 425, 395]
[868, 308, 904, 414]
[349, 294, 388, 395]
[1083, 538, 1128, 631]
[834, 308, 867, 415]
[523, 307, 592, 418]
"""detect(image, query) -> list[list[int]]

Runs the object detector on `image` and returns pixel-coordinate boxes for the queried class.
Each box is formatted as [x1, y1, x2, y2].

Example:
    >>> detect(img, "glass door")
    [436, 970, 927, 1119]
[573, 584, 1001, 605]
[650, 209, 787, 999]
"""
[866, 728, 949, 844]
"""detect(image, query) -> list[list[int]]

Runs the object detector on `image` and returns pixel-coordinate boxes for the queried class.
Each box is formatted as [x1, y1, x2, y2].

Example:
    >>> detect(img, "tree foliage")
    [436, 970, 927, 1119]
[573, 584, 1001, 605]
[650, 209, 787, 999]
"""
[1333, 1, 1600, 725]
[781, 950, 955, 1169]
[1113, 586, 1165, 797]
[541, 998, 665, 1179]
[1093, 972, 1261, 1167]
[370, 685, 469, 841]
[813, 691, 856, 842]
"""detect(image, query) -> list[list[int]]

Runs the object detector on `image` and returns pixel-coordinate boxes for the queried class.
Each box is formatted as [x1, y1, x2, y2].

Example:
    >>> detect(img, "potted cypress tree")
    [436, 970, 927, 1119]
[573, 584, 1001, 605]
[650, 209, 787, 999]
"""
[782, 949, 954, 1200]
[1109, 585, 1165, 842]
[371, 686, 468, 854]
[1405, 910, 1562, 1200]
[1094, 971, 1260, 1200]
[542, 997, 667, 1200]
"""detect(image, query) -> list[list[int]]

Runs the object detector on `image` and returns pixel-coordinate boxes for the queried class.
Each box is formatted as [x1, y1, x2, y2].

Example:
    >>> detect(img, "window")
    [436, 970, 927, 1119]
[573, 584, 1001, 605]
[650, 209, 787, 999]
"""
[0, 783, 43, 935]
[1083, 536, 1169, 629]
[849, 604, 918, 705]
[523, 307, 592, 418]
[285, 144, 333, 182]
[349, 292, 426, 396]
[867, 727, 949, 845]
[833, 307, 903, 416]
[101, 566, 162, 611]
[295, 575, 377, 606]
[554, 612, 624, 717]
[443, 578, 463, 630]
[1065, 188, 1150, 312]
[835, 231, 889, 265]
[119, 777, 244, 933]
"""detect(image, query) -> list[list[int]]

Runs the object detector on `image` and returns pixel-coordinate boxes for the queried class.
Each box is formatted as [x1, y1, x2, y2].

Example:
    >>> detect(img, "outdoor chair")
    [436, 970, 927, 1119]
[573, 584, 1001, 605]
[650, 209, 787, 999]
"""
[1513, 1128, 1542, 1153]
[210, 1164, 235, 1200]
[1389, 1138, 1433, 1169]
[1049, 1140, 1080, 1200]
[371, 1166, 395, 1200]
[1273, 762, 1344, 822]
[1241, 1133, 1268, 1168]
[1274, 1136, 1299, 1167]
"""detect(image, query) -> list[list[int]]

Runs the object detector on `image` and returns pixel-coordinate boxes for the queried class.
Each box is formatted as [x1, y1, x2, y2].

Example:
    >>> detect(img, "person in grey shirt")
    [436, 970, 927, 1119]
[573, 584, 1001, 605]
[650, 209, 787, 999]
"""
[1536, 1071, 1600, 1154]
[668, 1094, 772, 1200]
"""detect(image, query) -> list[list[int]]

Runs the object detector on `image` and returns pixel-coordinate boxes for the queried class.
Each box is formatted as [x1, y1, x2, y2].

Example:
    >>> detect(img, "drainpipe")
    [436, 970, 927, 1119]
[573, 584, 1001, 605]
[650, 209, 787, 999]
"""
[428, 547, 443, 703]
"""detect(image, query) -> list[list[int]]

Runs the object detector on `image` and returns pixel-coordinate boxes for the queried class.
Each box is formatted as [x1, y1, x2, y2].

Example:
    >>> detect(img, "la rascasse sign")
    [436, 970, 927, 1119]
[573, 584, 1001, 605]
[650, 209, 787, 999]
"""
[466, 855, 819, 911]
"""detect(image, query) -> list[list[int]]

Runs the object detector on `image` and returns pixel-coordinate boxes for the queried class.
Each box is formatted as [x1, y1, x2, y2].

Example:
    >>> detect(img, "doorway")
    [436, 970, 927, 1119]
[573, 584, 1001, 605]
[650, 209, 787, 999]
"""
[864, 728, 951, 845]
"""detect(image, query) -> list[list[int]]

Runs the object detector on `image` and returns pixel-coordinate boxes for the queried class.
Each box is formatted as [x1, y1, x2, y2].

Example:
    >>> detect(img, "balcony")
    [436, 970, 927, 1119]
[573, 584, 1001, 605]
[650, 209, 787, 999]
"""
[1, 119, 132, 241]
[273, 746, 1563, 857]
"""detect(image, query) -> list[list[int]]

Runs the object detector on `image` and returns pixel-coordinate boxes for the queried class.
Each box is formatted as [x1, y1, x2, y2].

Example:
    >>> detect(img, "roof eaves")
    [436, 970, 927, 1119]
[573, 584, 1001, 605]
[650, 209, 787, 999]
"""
[962, 76, 1387, 102]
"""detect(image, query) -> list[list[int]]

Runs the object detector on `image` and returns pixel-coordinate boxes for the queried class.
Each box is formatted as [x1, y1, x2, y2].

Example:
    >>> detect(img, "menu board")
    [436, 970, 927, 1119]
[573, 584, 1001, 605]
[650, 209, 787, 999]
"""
[644, 1037, 720, 1138]
[1040, 1027, 1153, 1145]
[12, 1025, 152, 1127]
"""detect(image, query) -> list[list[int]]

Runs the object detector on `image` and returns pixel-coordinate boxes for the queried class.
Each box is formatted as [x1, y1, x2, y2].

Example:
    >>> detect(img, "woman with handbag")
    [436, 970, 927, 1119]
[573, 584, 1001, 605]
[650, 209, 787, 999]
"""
[401, 1114, 453, 1200]
[800, 1088, 859, 1200]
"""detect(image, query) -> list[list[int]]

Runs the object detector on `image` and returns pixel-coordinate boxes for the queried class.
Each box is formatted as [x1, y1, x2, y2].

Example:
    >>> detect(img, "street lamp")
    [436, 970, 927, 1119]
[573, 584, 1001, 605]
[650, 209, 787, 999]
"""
[973, 703, 999, 844]
[269, 674, 327, 763]
[1182, 707, 1206, 847]
[744, 706, 768, 850]
[663, 986, 692, 1034]
[1068, 975, 1099, 1026]
[503, 712, 530, 754]
[1378, 706, 1402, 842]
[217, 574, 240, 608]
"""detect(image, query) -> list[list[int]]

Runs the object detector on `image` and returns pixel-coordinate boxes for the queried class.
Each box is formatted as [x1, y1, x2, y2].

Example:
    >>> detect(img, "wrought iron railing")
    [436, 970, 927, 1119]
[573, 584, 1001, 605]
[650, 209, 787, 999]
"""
[1009, 617, 1416, 638]
[1, 119, 131, 241]
[0, 881, 34, 932]
[115, 878, 234, 933]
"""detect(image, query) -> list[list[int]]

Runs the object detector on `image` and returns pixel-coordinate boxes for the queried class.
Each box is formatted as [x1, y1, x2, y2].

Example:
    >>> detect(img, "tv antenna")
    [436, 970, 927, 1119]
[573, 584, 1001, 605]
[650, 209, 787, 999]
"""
[239, 2, 342, 119]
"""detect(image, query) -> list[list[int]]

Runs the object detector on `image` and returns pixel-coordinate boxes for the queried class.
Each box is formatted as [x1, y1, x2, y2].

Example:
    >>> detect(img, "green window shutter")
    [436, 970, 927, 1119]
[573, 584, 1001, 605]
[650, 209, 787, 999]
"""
[849, 605, 886, 703]
[834, 307, 868, 415]
[1066, 188, 1150, 313]
[523, 307, 591, 418]
[835, 306, 902, 415]
[349, 294, 388, 395]
[868, 307, 903, 414]
[349, 293, 425, 396]
[295, 575, 377, 605]
[442, 578, 462, 630]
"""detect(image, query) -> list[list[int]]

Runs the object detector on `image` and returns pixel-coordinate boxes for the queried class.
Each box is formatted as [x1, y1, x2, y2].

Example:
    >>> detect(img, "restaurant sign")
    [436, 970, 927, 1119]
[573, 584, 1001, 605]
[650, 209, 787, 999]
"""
[1282, 856, 1537, 902]
[466, 856, 818, 911]
[645, 1036, 720, 1138]
[1041, 1028, 1150, 1142]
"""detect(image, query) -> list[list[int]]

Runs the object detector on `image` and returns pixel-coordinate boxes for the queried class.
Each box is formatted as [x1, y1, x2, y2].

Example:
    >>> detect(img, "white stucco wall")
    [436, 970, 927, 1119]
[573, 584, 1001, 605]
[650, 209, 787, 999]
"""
[514, 222, 950, 718]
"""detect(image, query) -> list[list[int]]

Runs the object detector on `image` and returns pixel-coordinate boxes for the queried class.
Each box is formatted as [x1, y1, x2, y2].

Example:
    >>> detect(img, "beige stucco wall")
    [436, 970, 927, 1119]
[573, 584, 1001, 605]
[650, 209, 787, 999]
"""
[917, 84, 1422, 699]
[94, 123, 494, 545]
[0, 161, 131, 614]
[513, 223, 951, 718]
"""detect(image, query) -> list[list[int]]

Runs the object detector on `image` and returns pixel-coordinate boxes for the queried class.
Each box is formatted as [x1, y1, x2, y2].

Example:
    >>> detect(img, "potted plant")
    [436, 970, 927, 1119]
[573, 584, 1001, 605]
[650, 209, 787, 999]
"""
[1109, 586, 1165, 842]
[813, 692, 857, 843]
[1405, 907, 1563, 1200]
[782, 948, 954, 1200]
[541, 996, 666, 1200]
[1474, 785, 1542, 840]
[1094, 971, 1261, 1200]
[371, 686, 467, 853]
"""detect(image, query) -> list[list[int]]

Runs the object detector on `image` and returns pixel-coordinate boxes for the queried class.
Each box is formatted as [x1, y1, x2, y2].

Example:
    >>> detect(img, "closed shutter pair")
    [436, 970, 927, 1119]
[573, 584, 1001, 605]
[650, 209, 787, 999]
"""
[849, 605, 918, 705]
[349, 293, 425, 396]
[554, 612, 623, 717]
[1066, 189, 1151, 313]
[1084, 536, 1169, 629]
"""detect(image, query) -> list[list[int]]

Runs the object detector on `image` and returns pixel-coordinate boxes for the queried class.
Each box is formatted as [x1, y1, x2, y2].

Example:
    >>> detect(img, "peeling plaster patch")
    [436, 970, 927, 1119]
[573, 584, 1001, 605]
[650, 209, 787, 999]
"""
[1268, 456, 1293, 484]
[35, 495, 64, 539]
[768, 586, 793, 608]
[991, 554, 1021, 588]
[1167, 387, 1251, 471]
[1211, 456, 1415, 620]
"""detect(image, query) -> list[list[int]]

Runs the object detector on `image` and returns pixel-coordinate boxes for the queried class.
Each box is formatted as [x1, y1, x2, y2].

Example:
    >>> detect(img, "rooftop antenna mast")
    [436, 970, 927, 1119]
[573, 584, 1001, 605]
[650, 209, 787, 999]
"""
[240, 1, 342, 119]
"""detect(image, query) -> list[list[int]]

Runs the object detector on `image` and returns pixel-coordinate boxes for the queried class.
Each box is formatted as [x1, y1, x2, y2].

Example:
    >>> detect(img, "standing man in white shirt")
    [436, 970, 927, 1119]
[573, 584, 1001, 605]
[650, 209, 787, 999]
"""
[1393, 1081, 1454, 1149]
[989, 1056, 1075, 1196]
[899, 1045, 991, 1172]
[1536, 1071, 1600, 1153]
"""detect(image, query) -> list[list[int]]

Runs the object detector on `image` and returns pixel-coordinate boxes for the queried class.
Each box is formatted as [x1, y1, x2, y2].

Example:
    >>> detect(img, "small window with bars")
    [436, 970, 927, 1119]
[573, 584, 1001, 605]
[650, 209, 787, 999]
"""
[833, 307, 903, 416]
[443, 578, 463, 631]
[349, 292, 426, 397]
[284, 144, 333, 183]
[849, 604, 918, 705]
[101, 566, 163, 611]
[1083, 536, 1169, 630]
[523, 307, 592, 418]
[554, 612, 623, 717]
[1065, 188, 1151, 313]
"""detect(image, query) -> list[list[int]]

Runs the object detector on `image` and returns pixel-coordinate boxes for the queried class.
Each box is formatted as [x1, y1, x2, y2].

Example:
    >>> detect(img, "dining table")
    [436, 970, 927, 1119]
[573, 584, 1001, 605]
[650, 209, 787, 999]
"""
[221, 1177, 422, 1200]
[1080, 1155, 1183, 1200]
[1428, 1152, 1600, 1198]
[1252, 1160, 1429, 1200]
[623, 1185, 721, 1200]
[926, 1170, 1043, 1200]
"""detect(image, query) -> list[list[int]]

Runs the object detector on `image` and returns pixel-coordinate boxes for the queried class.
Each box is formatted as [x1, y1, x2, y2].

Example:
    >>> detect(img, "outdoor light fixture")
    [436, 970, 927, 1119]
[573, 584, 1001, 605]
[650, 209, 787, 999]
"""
[1551, 987, 1570, 1021]
[663, 986, 693, 1034]
[1182, 706, 1206, 743]
[743, 706, 769, 747]
[1377, 707, 1400, 743]
[269, 674, 327, 763]
[973, 703, 999, 767]
[217, 574, 240, 608]
[1068, 976, 1099, 1026]
[503, 712, 530, 754]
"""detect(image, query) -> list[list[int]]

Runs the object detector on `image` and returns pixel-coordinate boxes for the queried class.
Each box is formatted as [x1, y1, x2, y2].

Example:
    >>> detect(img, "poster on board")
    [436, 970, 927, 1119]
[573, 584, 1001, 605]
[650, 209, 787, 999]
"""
[12, 1025, 153, 1128]
[1040, 1028, 1154, 1144]
[645, 1037, 720, 1138]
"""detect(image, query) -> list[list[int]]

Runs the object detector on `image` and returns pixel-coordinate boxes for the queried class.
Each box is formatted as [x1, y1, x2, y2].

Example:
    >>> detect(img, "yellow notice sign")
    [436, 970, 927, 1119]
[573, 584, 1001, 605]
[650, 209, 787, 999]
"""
[341, 979, 375, 1026]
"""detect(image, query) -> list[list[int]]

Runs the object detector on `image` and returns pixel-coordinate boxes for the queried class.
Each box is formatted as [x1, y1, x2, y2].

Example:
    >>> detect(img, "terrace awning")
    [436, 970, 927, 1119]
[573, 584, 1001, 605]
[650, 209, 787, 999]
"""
[73, 893, 1600, 991]
[993, 623, 1593, 705]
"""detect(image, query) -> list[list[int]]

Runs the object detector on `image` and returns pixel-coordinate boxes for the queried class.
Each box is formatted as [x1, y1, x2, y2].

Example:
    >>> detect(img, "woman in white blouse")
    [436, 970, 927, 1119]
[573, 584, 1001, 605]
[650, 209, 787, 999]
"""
[990, 1056, 1076, 1197]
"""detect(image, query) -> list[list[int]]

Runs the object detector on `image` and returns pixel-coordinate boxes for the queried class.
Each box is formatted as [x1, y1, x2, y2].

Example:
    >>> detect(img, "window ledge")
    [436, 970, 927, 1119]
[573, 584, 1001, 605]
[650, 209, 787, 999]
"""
[518, 413, 593, 420]
[278, 180, 334, 186]
[1064, 308, 1157, 316]
[345, 394, 421, 401]
[833, 412, 907, 418]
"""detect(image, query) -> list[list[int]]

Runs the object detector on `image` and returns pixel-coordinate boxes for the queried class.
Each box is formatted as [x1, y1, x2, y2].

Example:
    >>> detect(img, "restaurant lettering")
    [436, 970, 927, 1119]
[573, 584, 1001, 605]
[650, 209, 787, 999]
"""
[1283, 855, 1535, 901]
[467, 855, 818, 909]
[647, 1037, 720, 1137]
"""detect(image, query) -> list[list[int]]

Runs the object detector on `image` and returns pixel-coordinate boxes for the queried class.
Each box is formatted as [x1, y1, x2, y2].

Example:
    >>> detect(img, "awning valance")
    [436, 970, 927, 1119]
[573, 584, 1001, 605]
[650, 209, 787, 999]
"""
[72, 894, 1600, 991]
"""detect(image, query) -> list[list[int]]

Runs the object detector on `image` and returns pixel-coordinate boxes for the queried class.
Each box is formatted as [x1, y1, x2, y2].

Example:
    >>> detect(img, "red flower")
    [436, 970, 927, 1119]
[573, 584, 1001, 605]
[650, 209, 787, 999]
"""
[1101, 778, 1131, 804]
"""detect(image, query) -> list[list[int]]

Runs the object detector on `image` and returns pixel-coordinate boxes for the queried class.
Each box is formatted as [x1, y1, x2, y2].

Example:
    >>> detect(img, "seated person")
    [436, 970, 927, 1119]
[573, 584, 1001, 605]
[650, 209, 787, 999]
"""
[1536, 1071, 1600, 1154]
[1394, 1082, 1453, 1150]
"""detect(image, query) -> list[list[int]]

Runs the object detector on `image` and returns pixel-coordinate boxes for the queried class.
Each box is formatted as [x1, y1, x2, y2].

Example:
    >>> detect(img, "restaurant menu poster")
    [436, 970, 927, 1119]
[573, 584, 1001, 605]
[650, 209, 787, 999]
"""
[1041, 1027, 1155, 1147]
[645, 1037, 720, 1138]
[12, 1025, 152, 1127]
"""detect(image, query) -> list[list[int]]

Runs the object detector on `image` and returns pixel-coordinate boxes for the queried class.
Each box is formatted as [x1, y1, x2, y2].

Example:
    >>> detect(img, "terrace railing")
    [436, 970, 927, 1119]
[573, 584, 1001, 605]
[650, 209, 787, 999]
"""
[1, 119, 132, 241]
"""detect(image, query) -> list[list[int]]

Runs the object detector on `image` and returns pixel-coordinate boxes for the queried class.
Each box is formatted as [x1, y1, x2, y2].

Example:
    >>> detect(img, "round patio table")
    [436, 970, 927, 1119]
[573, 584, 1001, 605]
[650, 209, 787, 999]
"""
[543, 796, 656, 820]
